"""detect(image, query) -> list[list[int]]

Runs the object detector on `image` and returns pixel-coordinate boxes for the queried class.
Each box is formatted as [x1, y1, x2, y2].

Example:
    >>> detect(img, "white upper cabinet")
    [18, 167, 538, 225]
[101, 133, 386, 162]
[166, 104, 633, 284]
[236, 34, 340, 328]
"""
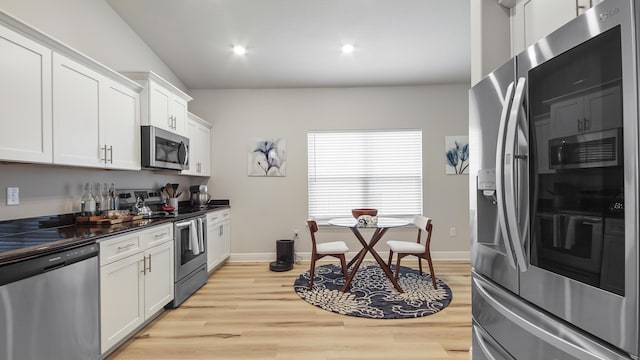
[53, 53, 103, 168]
[122, 71, 192, 137]
[0, 11, 142, 169]
[0, 22, 52, 164]
[53, 53, 141, 170]
[182, 112, 211, 177]
[510, 0, 594, 56]
[102, 78, 141, 170]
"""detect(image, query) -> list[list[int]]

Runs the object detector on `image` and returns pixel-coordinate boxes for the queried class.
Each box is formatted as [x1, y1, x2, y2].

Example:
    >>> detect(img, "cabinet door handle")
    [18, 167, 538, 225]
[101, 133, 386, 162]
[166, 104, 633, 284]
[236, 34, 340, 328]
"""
[219, 226, 223, 236]
[577, 118, 583, 132]
[141, 257, 147, 275]
[154, 232, 167, 239]
[108, 145, 113, 164]
[117, 243, 135, 251]
[583, 117, 589, 131]
[147, 254, 152, 273]
[101, 145, 108, 163]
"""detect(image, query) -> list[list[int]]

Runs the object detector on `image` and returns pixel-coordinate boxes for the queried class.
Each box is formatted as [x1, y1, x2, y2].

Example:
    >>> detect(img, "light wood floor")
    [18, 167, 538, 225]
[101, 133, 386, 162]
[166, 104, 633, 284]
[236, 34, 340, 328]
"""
[107, 260, 472, 360]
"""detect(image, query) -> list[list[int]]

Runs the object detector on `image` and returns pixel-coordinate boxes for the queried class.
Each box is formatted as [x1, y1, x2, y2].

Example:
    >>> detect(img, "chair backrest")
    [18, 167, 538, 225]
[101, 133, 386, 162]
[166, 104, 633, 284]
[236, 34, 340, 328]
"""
[412, 215, 433, 250]
[307, 219, 319, 249]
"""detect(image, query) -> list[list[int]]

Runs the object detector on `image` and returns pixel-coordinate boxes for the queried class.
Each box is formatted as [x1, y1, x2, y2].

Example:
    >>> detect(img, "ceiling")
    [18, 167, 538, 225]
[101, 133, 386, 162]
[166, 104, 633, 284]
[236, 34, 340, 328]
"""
[106, 0, 470, 90]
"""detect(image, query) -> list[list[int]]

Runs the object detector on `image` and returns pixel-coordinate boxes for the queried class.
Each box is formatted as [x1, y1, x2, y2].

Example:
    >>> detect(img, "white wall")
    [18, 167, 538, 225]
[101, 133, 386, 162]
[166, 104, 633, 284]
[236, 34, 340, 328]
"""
[0, 164, 194, 220]
[0, 0, 186, 91]
[470, 0, 511, 85]
[0, 0, 196, 221]
[189, 85, 471, 260]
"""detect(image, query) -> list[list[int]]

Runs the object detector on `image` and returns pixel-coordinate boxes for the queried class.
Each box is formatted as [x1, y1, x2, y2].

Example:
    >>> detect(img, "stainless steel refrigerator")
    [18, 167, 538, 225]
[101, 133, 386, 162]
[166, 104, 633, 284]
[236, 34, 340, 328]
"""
[469, 0, 638, 358]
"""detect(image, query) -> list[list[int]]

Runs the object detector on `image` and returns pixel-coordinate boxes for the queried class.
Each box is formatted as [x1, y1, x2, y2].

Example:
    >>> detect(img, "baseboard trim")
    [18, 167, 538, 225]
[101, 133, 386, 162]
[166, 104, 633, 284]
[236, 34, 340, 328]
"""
[229, 250, 470, 263]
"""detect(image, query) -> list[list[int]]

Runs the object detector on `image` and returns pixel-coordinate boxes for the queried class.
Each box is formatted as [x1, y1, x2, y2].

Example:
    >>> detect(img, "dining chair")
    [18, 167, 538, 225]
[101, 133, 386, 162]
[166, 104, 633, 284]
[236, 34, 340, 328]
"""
[307, 219, 349, 289]
[386, 215, 437, 288]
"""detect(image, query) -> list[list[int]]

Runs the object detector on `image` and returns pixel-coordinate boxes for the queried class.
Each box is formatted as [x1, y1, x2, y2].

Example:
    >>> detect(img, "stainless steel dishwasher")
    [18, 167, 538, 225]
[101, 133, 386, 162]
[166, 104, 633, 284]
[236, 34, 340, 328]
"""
[0, 243, 100, 360]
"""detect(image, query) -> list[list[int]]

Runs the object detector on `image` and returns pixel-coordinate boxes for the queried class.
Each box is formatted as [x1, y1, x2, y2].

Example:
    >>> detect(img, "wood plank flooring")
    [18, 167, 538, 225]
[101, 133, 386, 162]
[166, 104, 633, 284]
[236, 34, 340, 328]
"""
[107, 261, 472, 360]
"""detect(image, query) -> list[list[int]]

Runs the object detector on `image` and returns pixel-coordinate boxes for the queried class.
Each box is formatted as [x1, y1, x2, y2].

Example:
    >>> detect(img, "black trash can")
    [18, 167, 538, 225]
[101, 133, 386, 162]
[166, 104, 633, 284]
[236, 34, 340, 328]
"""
[269, 239, 294, 272]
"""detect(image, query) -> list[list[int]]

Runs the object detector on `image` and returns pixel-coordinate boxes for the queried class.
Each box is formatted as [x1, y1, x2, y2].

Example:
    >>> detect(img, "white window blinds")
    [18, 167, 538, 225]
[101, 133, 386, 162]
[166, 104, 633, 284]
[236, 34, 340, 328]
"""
[307, 129, 423, 221]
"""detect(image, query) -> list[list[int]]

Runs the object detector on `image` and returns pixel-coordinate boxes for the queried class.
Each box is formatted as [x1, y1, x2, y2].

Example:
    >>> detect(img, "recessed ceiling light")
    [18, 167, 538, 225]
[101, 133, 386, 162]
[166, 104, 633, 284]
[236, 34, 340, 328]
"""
[341, 44, 355, 54]
[232, 45, 247, 56]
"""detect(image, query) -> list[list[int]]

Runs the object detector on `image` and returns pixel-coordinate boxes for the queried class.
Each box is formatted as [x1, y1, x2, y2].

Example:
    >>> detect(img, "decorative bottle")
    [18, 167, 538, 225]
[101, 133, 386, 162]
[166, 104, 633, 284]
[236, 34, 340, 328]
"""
[80, 182, 96, 217]
[102, 183, 111, 211]
[94, 182, 104, 215]
[110, 183, 119, 210]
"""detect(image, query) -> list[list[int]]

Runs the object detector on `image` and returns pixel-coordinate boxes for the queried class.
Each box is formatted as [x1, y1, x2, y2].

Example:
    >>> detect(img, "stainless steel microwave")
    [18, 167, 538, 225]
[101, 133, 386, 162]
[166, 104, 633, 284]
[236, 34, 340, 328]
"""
[548, 127, 622, 169]
[141, 125, 189, 171]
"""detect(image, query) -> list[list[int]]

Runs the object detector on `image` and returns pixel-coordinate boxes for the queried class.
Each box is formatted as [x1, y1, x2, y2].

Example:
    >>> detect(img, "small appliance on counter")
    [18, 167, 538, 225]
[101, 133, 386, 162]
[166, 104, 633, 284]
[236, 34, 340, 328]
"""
[117, 189, 177, 219]
[190, 185, 211, 208]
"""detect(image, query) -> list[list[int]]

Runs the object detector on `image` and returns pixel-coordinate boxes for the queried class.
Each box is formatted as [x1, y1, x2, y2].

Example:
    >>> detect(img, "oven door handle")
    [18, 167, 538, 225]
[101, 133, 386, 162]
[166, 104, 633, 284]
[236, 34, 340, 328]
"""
[495, 81, 518, 271]
[175, 220, 193, 228]
[197, 218, 206, 250]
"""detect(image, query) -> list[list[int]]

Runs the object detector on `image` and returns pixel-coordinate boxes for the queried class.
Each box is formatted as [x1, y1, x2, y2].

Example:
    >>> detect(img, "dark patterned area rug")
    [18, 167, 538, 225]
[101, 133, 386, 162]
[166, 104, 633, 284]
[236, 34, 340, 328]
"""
[293, 262, 453, 319]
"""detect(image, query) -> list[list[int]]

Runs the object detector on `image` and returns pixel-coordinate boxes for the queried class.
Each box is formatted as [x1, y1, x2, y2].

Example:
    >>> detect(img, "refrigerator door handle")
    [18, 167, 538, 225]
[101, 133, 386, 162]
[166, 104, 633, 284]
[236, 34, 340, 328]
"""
[495, 81, 518, 270]
[472, 323, 515, 360]
[503, 77, 528, 271]
[473, 274, 630, 360]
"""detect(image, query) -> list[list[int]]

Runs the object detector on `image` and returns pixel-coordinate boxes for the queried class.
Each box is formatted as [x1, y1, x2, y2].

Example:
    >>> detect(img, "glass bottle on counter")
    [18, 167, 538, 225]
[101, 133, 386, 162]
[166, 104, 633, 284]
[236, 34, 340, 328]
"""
[109, 183, 119, 210]
[95, 182, 105, 215]
[101, 183, 111, 211]
[80, 182, 96, 217]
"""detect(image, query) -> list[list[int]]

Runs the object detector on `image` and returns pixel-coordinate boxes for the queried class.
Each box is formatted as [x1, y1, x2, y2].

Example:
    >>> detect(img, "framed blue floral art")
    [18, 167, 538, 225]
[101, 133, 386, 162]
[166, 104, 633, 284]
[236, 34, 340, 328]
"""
[248, 138, 287, 176]
[444, 135, 469, 175]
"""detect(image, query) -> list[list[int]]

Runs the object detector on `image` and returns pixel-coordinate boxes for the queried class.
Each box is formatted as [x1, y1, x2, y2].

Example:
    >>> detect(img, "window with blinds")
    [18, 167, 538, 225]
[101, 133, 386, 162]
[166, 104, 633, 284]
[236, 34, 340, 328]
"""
[307, 129, 423, 221]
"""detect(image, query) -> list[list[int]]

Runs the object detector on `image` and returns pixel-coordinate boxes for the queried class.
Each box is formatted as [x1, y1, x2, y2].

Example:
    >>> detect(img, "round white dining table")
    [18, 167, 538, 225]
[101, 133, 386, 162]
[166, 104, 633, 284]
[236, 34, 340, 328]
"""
[327, 217, 410, 293]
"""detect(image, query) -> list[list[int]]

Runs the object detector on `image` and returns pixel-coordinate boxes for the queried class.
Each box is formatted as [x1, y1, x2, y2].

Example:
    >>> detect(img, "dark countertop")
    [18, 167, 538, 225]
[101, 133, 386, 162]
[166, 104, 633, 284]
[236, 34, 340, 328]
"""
[0, 202, 230, 266]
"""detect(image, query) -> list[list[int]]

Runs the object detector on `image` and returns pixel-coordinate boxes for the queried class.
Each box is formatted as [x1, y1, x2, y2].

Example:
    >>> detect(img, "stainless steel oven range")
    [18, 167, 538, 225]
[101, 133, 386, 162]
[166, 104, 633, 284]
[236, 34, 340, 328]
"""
[167, 213, 207, 308]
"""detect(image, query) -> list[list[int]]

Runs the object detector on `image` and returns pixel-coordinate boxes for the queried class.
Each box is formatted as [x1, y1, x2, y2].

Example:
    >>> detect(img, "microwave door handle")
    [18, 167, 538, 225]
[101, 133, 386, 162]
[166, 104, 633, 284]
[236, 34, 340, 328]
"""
[504, 77, 528, 271]
[495, 81, 518, 270]
[178, 141, 188, 168]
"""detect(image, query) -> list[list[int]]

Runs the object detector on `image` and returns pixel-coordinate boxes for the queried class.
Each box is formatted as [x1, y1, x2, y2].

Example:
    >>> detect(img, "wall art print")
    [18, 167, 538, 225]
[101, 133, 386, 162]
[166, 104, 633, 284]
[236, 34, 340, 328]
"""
[445, 136, 469, 175]
[248, 138, 287, 177]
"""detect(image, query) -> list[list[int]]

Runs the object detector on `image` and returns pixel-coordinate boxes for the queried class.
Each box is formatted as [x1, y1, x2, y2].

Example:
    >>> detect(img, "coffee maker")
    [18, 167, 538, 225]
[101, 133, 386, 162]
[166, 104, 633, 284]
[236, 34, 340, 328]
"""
[189, 185, 211, 208]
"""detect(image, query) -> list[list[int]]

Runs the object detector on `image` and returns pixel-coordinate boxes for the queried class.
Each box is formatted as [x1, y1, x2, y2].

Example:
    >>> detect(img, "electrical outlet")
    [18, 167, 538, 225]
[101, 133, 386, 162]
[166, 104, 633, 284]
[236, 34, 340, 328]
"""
[449, 227, 456, 237]
[7, 187, 19, 206]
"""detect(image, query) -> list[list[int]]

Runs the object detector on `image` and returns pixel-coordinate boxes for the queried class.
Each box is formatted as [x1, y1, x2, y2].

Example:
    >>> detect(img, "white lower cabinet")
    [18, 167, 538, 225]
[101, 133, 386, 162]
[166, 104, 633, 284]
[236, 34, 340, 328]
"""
[206, 209, 231, 272]
[99, 223, 174, 355]
[143, 240, 174, 316]
[99, 250, 145, 354]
